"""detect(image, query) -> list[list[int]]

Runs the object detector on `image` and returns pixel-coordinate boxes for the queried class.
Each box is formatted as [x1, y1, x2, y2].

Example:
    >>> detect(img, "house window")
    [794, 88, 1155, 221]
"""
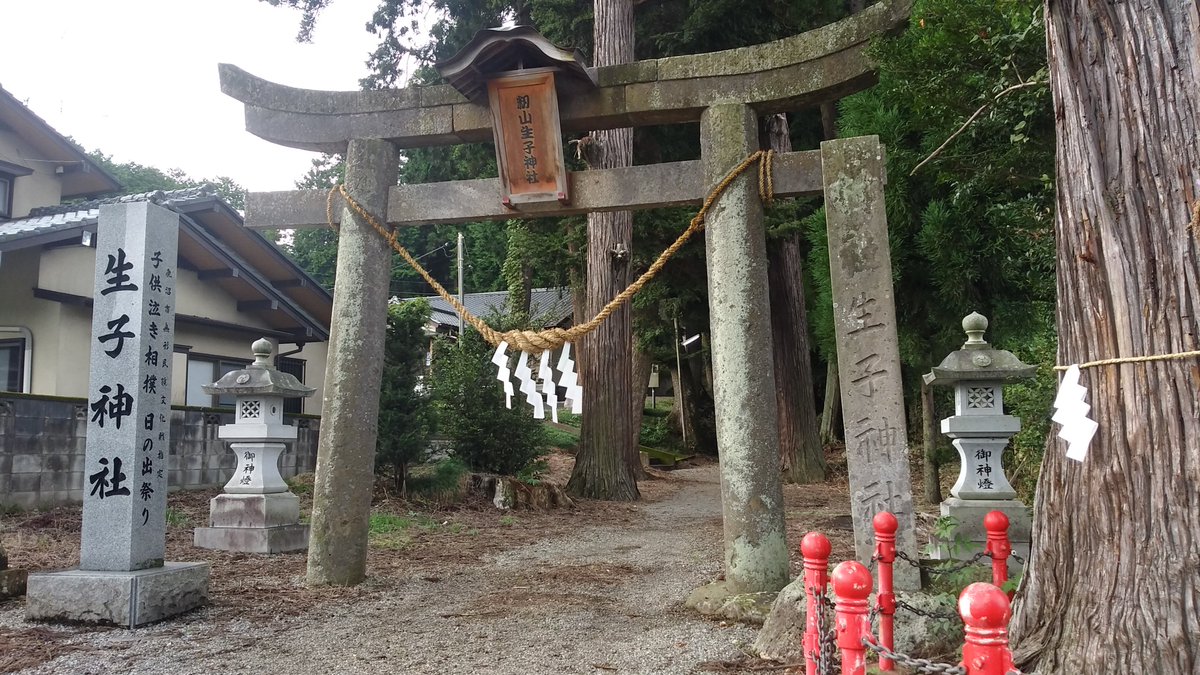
[277, 357, 306, 415]
[184, 356, 249, 408]
[0, 338, 24, 392]
[0, 174, 12, 219]
[0, 161, 33, 220]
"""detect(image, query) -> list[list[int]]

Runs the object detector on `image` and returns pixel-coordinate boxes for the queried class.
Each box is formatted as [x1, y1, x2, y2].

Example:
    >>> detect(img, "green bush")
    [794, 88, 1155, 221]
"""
[638, 416, 671, 447]
[429, 328, 548, 475]
[377, 300, 436, 492]
[405, 457, 469, 499]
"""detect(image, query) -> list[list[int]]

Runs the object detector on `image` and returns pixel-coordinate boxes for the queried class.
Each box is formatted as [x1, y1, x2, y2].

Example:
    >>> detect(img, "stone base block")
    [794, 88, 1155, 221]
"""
[25, 562, 209, 627]
[1, 568, 29, 598]
[193, 524, 309, 554]
[208, 492, 299, 528]
[929, 498, 1031, 573]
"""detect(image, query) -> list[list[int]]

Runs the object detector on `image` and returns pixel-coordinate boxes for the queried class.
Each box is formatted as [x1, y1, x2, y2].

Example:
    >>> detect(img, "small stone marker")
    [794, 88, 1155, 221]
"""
[194, 339, 314, 553]
[26, 202, 209, 627]
[924, 313, 1036, 567]
[0, 540, 28, 599]
[822, 136, 920, 589]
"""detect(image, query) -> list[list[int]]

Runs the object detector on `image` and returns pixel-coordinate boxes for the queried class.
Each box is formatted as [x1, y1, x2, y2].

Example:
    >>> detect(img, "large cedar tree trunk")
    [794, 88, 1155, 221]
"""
[567, 0, 640, 500]
[1010, 4, 1200, 673]
[762, 114, 826, 484]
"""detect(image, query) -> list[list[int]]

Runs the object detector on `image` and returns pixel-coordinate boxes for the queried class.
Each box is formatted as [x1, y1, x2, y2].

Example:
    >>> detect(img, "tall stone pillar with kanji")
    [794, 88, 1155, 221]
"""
[26, 201, 209, 627]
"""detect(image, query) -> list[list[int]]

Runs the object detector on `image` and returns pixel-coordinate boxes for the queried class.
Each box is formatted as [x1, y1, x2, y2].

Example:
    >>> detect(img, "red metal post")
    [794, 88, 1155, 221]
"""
[831, 560, 873, 675]
[873, 511, 898, 671]
[983, 511, 1012, 591]
[801, 532, 832, 675]
[959, 582, 1017, 675]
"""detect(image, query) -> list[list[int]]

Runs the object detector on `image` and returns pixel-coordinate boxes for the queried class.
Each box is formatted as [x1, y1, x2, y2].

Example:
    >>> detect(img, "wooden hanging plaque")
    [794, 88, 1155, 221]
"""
[486, 69, 569, 207]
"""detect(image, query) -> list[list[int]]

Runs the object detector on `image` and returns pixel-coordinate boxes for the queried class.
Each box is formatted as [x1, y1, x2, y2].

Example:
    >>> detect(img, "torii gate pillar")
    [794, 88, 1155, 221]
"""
[306, 139, 398, 586]
[701, 103, 789, 593]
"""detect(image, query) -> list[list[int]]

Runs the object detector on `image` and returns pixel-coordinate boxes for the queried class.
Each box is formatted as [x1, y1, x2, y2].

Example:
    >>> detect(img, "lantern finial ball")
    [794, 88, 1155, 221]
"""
[252, 338, 273, 366]
[962, 311, 989, 347]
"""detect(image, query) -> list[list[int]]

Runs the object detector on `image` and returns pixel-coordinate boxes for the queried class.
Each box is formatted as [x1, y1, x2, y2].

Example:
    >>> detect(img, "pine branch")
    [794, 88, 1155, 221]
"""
[910, 79, 1045, 176]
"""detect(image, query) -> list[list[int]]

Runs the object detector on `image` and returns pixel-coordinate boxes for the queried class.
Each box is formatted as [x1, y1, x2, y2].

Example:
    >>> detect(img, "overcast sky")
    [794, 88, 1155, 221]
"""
[3, 0, 419, 192]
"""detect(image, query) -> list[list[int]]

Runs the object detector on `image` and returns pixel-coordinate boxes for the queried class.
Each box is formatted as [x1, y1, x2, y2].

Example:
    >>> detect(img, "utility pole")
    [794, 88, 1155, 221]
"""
[457, 230, 465, 335]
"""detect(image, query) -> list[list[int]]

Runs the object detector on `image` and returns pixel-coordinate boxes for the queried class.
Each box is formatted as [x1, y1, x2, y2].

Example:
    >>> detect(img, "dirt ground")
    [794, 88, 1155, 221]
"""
[0, 449, 929, 675]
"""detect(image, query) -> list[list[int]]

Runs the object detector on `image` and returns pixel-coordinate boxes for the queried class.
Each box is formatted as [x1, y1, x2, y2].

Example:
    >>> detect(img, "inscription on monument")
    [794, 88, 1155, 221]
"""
[80, 202, 178, 572]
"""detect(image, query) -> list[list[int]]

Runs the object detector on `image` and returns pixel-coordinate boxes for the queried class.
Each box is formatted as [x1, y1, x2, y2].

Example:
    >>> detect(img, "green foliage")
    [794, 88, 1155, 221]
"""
[516, 458, 550, 486]
[429, 326, 548, 475]
[807, 0, 1055, 374]
[543, 426, 580, 451]
[404, 457, 470, 500]
[85, 150, 247, 210]
[368, 511, 448, 549]
[377, 299, 436, 492]
[638, 416, 670, 448]
[165, 507, 189, 528]
[1000, 313, 1057, 501]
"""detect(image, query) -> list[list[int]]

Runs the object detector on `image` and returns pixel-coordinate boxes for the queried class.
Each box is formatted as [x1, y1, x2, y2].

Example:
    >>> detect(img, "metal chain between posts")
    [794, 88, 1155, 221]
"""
[1009, 551, 1026, 566]
[862, 637, 966, 675]
[896, 550, 991, 575]
[326, 149, 777, 355]
[809, 590, 840, 675]
[895, 598, 960, 622]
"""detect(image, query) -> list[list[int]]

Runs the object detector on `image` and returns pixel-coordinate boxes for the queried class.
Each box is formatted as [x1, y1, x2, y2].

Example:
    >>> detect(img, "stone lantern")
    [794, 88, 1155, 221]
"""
[193, 338, 314, 553]
[924, 312, 1036, 565]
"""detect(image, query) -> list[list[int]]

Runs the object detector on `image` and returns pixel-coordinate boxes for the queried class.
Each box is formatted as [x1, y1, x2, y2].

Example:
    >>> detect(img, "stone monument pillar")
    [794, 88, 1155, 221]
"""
[194, 339, 315, 553]
[822, 136, 920, 589]
[26, 202, 209, 627]
[924, 312, 1035, 567]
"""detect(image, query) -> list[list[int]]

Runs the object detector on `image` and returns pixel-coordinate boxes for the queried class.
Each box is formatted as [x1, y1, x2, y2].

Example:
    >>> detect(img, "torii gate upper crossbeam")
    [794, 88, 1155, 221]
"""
[218, 0, 911, 154]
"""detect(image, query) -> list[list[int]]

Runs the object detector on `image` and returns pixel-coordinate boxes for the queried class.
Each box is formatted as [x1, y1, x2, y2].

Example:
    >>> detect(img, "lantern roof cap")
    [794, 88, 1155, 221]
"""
[202, 338, 316, 399]
[435, 25, 597, 103]
[923, 312, 1037, 386]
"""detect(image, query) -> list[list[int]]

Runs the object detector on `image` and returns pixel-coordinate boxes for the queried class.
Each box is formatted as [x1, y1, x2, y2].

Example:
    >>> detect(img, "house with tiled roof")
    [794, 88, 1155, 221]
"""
[0, 85, 331, 414]
[406, 286, 574, 337]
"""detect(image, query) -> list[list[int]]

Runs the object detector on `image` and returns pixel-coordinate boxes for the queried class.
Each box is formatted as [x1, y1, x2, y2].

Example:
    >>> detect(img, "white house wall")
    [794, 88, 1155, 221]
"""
[0, 249, 62, 394]
[10, 244, 327, 410]
[0, 129, 63, 219]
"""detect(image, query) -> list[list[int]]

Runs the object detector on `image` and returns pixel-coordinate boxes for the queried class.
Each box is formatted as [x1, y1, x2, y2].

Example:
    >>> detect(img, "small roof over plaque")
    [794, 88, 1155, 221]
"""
[435, 26, 597, 103]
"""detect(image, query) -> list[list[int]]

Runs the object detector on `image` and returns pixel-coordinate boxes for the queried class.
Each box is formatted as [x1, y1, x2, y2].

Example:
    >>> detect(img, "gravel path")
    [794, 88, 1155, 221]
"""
[2, 465, 763, 675]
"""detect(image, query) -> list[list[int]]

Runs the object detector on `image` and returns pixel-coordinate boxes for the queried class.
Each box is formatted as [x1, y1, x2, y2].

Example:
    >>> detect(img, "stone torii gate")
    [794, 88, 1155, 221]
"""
[220, 0, 919, 592]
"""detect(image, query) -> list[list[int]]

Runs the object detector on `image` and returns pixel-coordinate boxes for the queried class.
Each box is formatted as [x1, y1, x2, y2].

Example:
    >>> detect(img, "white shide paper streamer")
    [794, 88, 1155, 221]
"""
[556, 343, 583, 414]
[1052, 364, 1097, 461]
[490, 341, 514, 409]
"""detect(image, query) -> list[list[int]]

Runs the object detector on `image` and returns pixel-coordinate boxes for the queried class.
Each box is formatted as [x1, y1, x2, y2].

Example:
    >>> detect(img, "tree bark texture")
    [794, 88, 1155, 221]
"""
[819, 357, 842, 446]
[920, 381, 941, 504]
[630, 339, 653, 478]
[763, 113, 826, 484]
[306, 138, 398, 586]
[1010, 4, 1200, 673]
[568, 0, 640, 500]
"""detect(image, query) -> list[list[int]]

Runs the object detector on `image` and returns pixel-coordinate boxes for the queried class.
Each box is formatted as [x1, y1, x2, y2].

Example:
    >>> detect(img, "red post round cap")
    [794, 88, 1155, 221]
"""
[831, 561, 873, 600]
[958, 582, 1012, 628]
[801, 532, 832, 560]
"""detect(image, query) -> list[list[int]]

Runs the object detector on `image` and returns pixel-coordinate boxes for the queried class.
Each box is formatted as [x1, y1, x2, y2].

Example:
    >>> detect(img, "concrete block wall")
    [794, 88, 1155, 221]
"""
[0, 394, 320, 510]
